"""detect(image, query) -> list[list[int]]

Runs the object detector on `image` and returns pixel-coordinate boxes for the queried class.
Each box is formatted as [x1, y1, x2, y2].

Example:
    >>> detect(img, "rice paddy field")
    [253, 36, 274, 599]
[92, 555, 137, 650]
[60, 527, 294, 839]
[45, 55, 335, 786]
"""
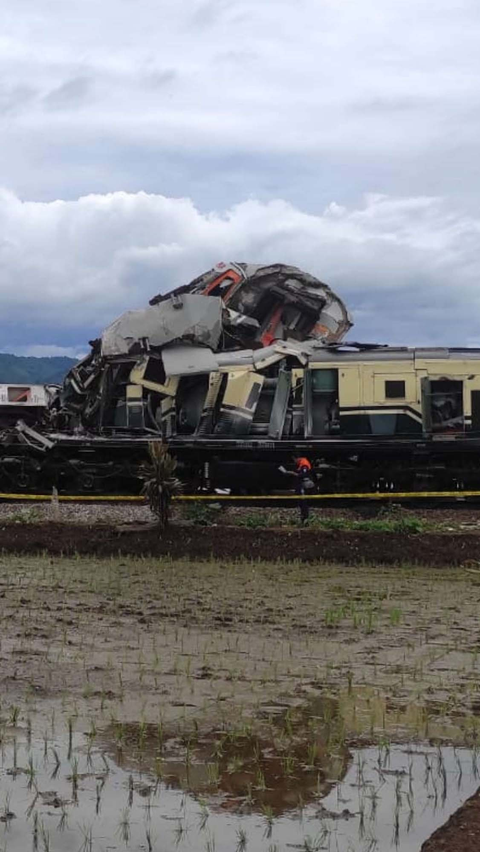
[0, 551, 479, 849]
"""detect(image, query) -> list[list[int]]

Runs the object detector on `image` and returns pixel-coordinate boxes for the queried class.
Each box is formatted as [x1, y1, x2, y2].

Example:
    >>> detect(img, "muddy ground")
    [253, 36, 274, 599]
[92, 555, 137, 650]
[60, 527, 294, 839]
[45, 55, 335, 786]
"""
[7, 552, 480, 733]
[2, 502, 480, 848]
[1, 553, 480, 848]
[421, 785, 480, 850]
[2, 518, 480, 567]
[3, 501, 480, 569]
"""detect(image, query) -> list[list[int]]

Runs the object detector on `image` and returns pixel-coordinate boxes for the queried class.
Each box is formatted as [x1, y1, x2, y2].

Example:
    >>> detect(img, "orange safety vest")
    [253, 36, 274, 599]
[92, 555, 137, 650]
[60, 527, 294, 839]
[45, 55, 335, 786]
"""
[295, 457, 312, 471]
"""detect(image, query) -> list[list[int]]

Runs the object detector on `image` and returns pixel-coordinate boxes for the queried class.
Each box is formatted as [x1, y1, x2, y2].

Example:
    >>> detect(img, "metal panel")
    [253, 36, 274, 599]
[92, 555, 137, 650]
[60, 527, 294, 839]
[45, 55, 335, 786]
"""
[162, 345, 218, 377]
[102, 294, 222, 356]
[196, 373, 224, 435]
[215, 372, 265, 435]
[268, 369, 292, 439]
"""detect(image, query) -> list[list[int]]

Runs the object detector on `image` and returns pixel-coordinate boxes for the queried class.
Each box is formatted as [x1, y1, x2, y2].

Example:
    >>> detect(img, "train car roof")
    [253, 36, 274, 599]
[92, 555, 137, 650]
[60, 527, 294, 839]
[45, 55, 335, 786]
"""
[308, 345, 480, 363]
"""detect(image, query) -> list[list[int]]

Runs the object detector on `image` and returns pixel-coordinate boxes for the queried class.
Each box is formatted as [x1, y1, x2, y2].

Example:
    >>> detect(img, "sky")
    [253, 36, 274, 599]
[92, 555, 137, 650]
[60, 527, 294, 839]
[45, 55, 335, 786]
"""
[1, 0, 480, 356]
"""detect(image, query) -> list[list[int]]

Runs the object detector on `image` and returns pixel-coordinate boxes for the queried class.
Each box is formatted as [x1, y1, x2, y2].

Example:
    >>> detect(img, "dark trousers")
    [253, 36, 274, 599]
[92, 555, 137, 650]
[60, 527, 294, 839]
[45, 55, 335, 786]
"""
[296, 483, 310, 521]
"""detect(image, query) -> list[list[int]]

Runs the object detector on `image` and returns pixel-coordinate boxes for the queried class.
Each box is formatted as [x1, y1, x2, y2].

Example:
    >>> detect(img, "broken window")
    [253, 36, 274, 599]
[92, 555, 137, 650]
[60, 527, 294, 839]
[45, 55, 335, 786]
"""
[430, 379, 464, 431]
[7, 387, 31, 403]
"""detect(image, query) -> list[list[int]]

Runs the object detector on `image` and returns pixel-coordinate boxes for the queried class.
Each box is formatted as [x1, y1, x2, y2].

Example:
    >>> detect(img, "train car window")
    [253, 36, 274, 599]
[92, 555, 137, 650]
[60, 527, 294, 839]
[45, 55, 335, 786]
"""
[385, 380, 405, 399]
[7, 387, 31, 403]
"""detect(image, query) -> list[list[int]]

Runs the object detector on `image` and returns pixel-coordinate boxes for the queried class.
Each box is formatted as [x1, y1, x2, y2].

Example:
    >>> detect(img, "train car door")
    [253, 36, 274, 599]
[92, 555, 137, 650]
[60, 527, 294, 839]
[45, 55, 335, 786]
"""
[304, 368, 339, 437]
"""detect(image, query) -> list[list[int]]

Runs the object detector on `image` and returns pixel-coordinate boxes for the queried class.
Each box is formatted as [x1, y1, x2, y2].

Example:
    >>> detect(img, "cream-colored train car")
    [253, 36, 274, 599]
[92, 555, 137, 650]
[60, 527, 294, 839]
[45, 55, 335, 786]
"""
[303, 347, 480, 438]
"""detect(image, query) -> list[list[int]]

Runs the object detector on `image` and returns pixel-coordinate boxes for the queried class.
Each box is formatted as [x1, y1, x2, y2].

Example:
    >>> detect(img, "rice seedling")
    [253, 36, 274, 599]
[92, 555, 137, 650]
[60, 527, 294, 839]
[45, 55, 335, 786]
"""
[236, 826, 248, 851]
[173, 819, 186, 846]
[26, 754, 37, 788]
[204, 832, 216, 852]
[224, 754, 242, 775]
[301, 832, 325, 852]
[78, 823, 94, 852]
[389, 607, 402, 626]
[57, 804, 69, 832]
[50, 747, 61, 779]
[262, 805, 275, 839]
[40, 819, 50, 852]
[70, 756, 79, 797]
[67, 716, 74, 758]
[117, 808, 131, 844]
[197, 800, 209, 831]
[145, 826, 157, 852]
[32, 811, 39, 851]
[454, 746, 463, 787]
[206, 762, 220, 786]
[9, 705, 19, 726]
[283, 753, 296, 776]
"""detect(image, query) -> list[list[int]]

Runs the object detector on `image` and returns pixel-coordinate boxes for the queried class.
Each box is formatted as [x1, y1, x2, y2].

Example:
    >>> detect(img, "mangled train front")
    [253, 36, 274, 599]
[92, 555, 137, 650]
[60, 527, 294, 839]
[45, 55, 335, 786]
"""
[51, 262, 352, 440]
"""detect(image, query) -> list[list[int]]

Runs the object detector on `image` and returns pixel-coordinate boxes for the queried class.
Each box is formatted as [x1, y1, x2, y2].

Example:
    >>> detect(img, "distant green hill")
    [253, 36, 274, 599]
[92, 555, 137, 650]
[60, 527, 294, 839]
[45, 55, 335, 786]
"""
[0, 354, 77, 385]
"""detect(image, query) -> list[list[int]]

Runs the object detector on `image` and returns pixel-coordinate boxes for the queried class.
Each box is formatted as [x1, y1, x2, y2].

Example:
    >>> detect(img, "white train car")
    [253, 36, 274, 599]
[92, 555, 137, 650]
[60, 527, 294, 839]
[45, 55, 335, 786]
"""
[0, 384, 48, 427]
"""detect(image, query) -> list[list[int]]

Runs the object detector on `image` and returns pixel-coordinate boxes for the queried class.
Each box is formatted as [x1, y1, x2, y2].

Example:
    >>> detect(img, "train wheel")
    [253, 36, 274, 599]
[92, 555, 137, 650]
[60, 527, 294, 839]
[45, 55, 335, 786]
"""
[76, 472, 96, 493]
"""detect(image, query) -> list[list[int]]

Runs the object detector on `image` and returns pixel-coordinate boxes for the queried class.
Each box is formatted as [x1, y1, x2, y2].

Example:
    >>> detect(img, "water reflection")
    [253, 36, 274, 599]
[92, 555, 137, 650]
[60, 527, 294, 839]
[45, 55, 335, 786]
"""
[0, 724, 478, 851]
[100, 695, 349, 814]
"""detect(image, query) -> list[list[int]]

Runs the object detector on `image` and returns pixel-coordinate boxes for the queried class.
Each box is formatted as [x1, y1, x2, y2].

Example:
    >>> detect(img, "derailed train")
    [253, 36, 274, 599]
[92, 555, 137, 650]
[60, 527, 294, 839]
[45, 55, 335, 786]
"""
[2, 262, 480, 495]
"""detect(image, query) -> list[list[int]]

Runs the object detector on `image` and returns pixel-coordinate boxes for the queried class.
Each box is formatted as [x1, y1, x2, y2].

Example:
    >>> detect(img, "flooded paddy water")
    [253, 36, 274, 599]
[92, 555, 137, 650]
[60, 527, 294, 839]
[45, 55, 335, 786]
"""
[1, 719, 480, 850]
[1, 554, 480, 848]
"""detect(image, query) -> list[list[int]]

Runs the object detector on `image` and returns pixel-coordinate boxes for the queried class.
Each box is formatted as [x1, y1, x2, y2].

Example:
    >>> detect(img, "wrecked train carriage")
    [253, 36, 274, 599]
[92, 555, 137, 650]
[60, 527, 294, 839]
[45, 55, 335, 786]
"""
[6, 262, 480, 496]
[0, 262, 351, 494]
[53, 262, 352, 435]
[9, 344, 480, 496]
[132, 343, 480, 495]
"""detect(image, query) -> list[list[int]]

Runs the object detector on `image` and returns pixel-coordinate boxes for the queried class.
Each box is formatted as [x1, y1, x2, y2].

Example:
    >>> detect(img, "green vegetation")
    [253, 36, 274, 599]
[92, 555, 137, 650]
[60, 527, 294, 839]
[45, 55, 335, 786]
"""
[236, 511, 271, 529]
[305, 515, 427, 533]
[183, 501, 223, 526]
[140, 441, 182, 530]
[0, 353, 76, 384]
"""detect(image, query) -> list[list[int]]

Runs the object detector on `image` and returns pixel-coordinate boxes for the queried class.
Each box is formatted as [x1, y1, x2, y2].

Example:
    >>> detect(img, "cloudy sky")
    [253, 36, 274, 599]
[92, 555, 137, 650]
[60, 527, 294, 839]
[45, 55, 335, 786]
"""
[2, 0, 480, 356]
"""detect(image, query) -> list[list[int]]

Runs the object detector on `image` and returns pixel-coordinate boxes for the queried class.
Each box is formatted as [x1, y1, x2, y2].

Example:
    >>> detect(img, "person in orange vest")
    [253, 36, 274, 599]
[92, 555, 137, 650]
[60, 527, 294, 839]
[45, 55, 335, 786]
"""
[279, 456, 316, 522]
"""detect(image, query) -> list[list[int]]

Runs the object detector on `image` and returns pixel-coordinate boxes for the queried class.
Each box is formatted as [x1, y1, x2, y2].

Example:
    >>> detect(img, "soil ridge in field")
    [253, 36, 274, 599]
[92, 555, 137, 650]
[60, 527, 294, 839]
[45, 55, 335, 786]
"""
[1, 520, 480, 566]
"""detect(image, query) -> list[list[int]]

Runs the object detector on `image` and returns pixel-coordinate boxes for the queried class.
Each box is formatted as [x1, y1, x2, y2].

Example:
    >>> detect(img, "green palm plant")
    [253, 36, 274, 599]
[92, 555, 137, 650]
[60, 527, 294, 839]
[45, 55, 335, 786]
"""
[140, 441, 182, 531]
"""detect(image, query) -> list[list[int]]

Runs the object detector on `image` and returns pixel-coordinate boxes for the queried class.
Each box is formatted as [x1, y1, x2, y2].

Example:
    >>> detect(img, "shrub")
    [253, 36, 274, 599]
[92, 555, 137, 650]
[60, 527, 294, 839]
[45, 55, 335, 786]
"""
[139, 441, 182, 532]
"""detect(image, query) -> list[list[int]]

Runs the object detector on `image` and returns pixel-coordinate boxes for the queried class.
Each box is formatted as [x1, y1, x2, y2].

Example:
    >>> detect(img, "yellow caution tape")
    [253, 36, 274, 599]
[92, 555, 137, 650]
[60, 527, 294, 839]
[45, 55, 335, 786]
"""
[175, 491, 480, 500]
[0, 493, 143, 502]
[0, 491, 478, 502]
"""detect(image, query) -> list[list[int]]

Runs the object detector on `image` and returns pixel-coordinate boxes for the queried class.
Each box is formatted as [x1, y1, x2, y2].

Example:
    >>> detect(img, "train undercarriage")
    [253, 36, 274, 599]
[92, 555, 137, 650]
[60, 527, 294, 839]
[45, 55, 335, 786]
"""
[1, 432, 480, 497]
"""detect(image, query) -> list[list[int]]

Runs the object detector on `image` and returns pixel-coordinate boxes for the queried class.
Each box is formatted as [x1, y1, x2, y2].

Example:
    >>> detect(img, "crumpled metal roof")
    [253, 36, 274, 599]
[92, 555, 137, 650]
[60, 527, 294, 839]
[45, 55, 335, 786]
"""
[101, 294, 223, 356]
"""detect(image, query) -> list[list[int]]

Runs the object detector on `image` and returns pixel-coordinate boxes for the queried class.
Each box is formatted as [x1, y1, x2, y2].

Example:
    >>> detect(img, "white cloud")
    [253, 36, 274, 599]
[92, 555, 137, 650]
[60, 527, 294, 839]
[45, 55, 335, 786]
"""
[2, 0, 480, 207]
[0, 188, 479, 352]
